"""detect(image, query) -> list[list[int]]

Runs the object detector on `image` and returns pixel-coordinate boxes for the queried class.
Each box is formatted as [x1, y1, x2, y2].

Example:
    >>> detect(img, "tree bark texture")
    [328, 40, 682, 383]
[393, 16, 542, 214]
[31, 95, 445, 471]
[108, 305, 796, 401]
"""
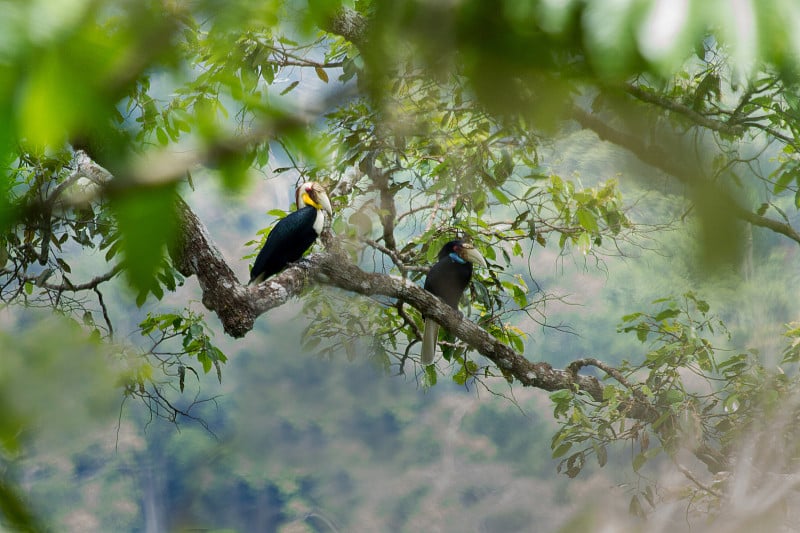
[172, 197, 604, 401]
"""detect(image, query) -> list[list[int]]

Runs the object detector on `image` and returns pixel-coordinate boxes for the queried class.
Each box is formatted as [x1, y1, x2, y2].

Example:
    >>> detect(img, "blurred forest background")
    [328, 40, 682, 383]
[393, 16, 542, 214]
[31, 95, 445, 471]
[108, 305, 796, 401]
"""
[3, 1, 800, 532]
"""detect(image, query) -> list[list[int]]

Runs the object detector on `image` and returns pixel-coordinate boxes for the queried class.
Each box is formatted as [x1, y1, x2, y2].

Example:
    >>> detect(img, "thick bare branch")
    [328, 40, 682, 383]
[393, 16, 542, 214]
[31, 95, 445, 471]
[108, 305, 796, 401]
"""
[322, 7, 369, 47]
[172, 197, 605, 399]
[171, 199, 257, 338]
[70, 144, 725, 473]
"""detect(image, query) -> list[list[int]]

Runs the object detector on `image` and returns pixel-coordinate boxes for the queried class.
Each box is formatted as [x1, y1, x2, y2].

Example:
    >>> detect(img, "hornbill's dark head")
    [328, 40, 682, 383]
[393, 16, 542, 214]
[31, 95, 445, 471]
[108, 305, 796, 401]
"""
[438, 240, 488, 268]
[295, 181, 333, 215]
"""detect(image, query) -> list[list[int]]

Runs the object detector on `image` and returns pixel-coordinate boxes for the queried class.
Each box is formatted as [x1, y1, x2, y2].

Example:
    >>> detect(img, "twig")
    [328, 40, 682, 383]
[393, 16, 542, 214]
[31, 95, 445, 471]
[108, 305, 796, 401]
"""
[94, 286, 114, 340]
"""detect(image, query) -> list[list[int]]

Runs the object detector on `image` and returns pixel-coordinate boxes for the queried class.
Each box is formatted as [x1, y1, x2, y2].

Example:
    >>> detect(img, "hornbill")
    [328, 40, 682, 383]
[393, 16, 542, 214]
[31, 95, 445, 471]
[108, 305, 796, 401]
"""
[421, 240, 487, 365]
[248, 181, 333, 285]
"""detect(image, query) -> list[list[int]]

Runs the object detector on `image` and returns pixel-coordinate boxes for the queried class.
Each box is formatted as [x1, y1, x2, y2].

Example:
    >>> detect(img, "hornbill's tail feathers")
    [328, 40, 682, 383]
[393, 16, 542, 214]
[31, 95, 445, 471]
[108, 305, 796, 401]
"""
[421, 318, 439, 366]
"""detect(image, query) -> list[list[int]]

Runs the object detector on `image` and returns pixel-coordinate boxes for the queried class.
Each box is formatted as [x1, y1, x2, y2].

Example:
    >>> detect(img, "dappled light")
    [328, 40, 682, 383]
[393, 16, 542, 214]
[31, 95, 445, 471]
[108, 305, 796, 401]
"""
[2, 1, 800, 531]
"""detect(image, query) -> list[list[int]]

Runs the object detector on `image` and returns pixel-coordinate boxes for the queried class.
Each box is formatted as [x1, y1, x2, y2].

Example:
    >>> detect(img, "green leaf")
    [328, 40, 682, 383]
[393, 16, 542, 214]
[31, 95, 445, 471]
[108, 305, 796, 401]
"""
[315, 67, 329, 83]
[576, 232, 592, 253]
[56, 257, 71, 273]
[723, 394, 740, 413]
[508, 329, 525, 352]
[280, 80, 300, 95]
[173, 117, 191, 133]
[104, 238, 121, 261]
[189, 323, 202, 338]
[151, 282, 164, 300]
[594, 443, 608, 467]
[218, 149, 255, 190]
[424, 364, 437, 386]
[214, 360, 223, 384]
[621, 312, 642, 323]
[112, 183, 179, 297]
[490, 187, 510, 205]
[636, 323, 649, 343]
[602, 384, 619, 401]
[550, 389, 572, 401]
[663, 389, 684, 404]
[155, 127, 169, 146]
[654, 308, 681, 321]
[213, 346, 228, 364]
[303, 336, 321, 351]
[773, 168, 799, 194]
[552, 441, 573, 458]
[575, 207, 599, 233]
[198, 351, 212, 373]
[632, 452, 647, 472]
[629, 495, 645, 518]
[158, 269, 177, 292]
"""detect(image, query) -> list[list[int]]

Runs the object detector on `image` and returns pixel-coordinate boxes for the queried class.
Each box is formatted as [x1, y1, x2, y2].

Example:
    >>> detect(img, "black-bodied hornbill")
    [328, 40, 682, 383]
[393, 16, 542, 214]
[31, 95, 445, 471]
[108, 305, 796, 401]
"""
[248, 181, 333, 285]
[421, 239, 487, 365]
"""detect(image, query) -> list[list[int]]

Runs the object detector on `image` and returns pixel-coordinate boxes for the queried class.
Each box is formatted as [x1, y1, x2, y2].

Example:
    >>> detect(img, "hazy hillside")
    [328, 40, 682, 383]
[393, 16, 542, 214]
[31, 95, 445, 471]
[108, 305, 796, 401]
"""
[9, 131, 800, 533]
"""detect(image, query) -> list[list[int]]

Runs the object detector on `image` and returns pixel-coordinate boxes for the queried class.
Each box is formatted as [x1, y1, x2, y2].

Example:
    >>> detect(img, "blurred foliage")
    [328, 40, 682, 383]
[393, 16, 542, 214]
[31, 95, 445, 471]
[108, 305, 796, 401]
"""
[2, 0, 800, 530]
[550, 292, 800, 520]
[0, 315, 121, 531]
[12, 316, 577, 531]
[0, 316, 120, 453]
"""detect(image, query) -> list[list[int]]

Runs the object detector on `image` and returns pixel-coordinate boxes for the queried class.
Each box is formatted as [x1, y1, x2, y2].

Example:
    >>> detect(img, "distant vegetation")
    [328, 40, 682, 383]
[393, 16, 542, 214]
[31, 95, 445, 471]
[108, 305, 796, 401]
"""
[3, 1, 800, 531]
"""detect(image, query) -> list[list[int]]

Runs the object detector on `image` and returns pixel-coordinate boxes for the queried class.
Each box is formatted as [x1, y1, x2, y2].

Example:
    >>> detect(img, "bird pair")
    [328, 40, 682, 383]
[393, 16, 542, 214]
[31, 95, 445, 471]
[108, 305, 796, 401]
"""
[248, 181, 487, 366]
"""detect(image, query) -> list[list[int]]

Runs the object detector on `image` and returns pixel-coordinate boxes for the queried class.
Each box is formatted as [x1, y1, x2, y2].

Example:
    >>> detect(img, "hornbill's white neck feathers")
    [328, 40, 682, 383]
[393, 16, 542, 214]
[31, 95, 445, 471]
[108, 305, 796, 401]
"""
[421, 239, 486, 365]
[248, 181, 332, 285]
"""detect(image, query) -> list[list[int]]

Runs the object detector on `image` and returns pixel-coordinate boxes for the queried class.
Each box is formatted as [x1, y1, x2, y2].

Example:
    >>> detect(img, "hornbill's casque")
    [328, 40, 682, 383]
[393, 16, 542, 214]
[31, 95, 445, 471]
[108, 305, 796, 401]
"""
[248, 181, 332, 285]
[421, 240, 487, 365]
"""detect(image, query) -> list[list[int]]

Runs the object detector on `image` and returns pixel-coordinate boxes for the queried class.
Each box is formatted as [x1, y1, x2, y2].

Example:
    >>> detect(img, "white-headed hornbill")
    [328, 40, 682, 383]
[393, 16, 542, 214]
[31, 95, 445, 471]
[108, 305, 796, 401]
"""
[248, 181, 333, 285]
[421, 239, 487, 365]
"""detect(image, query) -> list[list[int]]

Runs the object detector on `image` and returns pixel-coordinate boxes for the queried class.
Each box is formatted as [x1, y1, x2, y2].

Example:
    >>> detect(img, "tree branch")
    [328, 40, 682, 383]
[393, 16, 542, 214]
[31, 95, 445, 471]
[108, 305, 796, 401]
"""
[172, 198, 609, 403]
[321, 8, 800, 249]
[568, 357, 647, 403]
[322, 7, 369, 48]
[171, 195, 697, 459]
[624, 81, 799, 149]
[42, 265, 122, 292]
[571, 106, 800, 245]
[362, 155, 398, 251]
[622, 82, 746, 138]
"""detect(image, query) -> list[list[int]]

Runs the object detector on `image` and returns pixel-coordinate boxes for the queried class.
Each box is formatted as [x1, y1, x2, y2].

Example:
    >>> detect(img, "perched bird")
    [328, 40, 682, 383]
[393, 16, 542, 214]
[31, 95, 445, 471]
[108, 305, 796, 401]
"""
[421, 240, 487, 365]
[249, 181, 333, 285]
